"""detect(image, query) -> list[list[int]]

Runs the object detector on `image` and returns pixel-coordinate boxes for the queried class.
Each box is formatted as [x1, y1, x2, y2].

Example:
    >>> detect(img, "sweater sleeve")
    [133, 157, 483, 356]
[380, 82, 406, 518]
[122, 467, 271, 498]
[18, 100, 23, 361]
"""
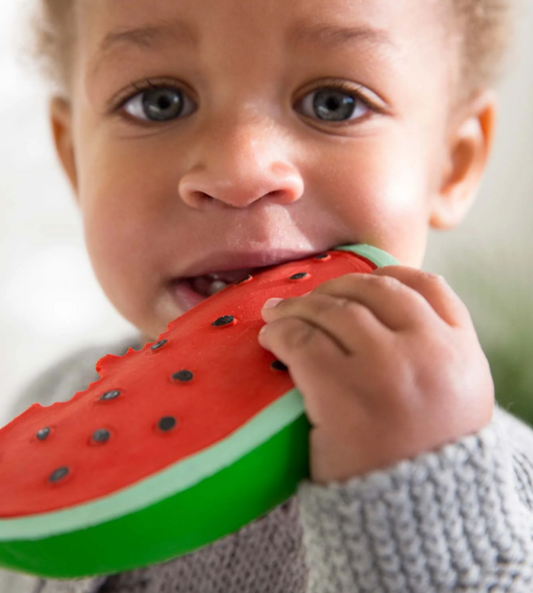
[296, 405, 533, 593]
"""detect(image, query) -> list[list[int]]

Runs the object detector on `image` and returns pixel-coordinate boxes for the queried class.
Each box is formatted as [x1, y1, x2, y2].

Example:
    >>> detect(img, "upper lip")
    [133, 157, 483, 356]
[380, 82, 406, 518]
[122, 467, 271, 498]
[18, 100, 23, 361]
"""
[173, 248, 331, 283]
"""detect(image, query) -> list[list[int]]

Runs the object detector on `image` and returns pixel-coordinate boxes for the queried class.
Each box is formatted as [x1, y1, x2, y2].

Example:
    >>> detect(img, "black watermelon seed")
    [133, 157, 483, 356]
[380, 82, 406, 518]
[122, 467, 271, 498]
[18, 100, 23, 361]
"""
[49, 467, 69, 483]
[289, 272, 308, 280]
[271, 360, 289, 372]
[235, 274, 253, 285]
[172, 370, 194, 382]
[212, 315, 235, 327]
[92, 429, 110, 443]
[100, 390, 121, 401]
[36, 427, 51, 441]
[158, 416, 177, 432]
[315, 254, 330, 260]
[151, 340, 168, 351]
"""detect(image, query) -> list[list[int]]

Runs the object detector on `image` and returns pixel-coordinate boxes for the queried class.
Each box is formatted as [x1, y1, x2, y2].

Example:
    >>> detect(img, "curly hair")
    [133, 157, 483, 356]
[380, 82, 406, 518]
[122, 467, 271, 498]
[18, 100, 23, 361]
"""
[19, 0, 515, 105]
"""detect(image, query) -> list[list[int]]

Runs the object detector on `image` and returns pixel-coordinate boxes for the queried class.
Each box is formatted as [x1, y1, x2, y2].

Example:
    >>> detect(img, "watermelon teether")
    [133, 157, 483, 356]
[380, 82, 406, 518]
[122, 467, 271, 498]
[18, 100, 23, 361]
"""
[0, 244, 397, 579]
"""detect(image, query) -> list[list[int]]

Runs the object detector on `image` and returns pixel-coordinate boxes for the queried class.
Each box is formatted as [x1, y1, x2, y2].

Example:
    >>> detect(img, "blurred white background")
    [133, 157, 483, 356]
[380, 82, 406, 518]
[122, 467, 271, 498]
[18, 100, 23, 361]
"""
[1, 1, 532, 426]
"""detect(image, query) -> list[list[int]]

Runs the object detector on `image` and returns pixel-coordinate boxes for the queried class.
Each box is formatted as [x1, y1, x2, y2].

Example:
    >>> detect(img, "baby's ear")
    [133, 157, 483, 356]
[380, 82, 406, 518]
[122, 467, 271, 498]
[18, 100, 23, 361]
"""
[49, 97, 79, 200]
[429, 89, 497, 230]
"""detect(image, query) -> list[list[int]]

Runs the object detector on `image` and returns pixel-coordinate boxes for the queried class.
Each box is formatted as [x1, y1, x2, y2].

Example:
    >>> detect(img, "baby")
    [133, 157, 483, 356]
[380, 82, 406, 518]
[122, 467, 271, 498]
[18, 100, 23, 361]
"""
[3, 0, 533, 591]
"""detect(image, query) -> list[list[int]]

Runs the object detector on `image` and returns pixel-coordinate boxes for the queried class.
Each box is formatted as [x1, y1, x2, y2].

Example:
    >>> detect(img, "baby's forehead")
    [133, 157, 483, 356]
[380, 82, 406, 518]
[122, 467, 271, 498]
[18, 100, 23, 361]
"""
[79, 0, 449, 54]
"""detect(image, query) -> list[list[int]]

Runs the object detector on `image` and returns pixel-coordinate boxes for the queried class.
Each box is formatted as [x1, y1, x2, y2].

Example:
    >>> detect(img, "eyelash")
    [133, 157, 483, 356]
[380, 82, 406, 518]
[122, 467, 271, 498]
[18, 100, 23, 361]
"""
[110, 77, 380, 127]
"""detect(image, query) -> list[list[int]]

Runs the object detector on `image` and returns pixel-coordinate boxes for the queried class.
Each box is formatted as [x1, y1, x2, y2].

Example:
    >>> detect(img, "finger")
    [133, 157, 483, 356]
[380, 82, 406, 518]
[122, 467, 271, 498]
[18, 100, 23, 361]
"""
[371, 266, 474, 329]
[264, 273, 437, 332]
[257, 316, 362, 426]
[261, 292, 389, 355]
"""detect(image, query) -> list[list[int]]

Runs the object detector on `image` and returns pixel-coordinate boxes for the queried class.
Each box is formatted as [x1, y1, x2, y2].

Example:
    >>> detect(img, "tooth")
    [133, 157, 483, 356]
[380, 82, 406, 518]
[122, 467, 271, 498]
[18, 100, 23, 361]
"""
[208, 280, 228, 296]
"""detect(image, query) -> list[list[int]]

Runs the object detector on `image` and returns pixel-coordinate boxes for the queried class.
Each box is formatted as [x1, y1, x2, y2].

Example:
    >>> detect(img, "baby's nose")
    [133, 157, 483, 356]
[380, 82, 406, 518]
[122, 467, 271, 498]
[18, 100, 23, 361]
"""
[179, 165, 303, 209]
[177, 121, 304, 209]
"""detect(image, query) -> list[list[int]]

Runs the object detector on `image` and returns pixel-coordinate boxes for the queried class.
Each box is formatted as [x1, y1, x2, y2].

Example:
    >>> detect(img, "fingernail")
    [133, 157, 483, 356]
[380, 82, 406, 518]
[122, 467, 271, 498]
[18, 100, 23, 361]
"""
[263, 298, 284, 309]
[259, 325, 268, 335]
[301, 291, 312, 297]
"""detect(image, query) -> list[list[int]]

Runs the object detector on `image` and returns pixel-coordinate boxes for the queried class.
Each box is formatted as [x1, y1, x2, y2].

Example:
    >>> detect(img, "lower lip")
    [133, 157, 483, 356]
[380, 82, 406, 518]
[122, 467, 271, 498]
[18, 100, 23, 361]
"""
[171, 279, 209, 313]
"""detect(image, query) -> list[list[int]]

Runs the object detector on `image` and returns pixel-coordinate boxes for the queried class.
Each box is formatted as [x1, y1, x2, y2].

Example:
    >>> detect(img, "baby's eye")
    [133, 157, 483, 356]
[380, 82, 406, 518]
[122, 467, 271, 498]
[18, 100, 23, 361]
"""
[297, 85, 372, 124]
[122, 86, 195, 122]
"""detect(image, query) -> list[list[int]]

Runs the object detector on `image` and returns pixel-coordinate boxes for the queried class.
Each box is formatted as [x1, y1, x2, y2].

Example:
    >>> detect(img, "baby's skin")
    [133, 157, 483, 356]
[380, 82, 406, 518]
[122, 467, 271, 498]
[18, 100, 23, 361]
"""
[50, 0, 498, 486]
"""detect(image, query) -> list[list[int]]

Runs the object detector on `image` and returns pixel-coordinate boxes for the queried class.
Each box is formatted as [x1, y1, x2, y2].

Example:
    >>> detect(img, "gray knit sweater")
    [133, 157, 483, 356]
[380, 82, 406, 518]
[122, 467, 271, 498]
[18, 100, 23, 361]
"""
[1, 334, 533, 593]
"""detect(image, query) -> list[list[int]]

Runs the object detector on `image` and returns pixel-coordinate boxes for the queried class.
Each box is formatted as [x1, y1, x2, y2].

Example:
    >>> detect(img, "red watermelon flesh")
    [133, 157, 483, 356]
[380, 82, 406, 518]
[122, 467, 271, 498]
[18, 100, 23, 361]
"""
[0, 248, 377, 518]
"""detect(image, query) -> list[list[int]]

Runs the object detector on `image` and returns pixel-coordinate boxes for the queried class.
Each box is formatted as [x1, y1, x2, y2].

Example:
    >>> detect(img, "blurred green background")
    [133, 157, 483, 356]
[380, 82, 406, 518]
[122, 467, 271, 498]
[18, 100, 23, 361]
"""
[443, 248, 533, 428]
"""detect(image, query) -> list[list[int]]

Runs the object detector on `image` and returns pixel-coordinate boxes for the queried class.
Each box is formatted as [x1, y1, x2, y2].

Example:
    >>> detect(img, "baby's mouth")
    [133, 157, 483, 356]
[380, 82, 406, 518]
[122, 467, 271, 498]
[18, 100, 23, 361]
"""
[171, 269, 255, 312]
[170, 248, 325, 312]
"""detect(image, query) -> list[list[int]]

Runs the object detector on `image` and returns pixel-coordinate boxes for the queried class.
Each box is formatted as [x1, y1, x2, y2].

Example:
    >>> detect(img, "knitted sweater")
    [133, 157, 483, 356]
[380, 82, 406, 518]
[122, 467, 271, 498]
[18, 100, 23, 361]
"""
[1, 334, 533, 593]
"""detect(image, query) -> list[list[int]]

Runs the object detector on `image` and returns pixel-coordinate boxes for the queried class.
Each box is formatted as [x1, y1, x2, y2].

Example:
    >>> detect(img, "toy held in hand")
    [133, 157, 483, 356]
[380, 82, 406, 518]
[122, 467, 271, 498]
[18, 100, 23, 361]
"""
[0, 244, 397, 579]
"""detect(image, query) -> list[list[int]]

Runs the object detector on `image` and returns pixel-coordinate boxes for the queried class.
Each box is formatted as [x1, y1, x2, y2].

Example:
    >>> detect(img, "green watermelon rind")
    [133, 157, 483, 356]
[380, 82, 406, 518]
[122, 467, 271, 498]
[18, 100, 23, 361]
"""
[0, 388, 311, 578]
[333, 244, 399, 268]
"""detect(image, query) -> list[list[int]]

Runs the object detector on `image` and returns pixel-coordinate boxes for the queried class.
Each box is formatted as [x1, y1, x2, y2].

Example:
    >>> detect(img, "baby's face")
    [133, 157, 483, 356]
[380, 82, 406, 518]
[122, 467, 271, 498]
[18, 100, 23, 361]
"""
[59, 0, 467, 342]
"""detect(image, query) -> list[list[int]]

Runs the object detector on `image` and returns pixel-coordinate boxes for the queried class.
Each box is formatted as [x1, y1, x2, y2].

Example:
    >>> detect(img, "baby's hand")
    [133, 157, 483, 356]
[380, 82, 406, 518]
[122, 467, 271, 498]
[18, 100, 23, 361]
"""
[258, 266, 494, 485]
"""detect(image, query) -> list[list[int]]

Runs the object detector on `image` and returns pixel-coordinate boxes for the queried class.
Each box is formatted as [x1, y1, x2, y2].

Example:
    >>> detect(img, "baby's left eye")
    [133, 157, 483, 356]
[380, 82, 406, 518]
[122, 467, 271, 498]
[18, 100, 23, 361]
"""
[297, 86, 372, 124]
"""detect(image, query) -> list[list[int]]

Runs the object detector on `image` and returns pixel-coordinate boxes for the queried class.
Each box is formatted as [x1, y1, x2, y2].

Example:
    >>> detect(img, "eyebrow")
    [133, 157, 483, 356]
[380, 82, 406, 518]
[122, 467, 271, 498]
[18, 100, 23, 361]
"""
[90, 19, 198, 77]
[91, 18, 395, 77]
[98, 20, 198, 54]
[287, 20, 396, 51]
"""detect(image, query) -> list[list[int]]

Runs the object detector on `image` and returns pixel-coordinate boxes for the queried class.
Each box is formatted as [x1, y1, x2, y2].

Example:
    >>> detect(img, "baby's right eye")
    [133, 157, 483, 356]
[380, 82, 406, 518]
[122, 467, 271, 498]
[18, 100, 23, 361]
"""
[122, 85, 196, 123]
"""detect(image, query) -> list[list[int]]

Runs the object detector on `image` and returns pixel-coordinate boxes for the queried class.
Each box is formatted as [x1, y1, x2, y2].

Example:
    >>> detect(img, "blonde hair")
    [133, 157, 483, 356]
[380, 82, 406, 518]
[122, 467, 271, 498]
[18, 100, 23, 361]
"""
[20, 0, 515, 104]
